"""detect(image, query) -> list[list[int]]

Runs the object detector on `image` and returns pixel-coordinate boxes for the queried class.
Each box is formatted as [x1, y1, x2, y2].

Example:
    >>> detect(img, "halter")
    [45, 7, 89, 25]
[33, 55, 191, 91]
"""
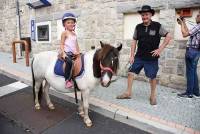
[100, 61, 115, 75]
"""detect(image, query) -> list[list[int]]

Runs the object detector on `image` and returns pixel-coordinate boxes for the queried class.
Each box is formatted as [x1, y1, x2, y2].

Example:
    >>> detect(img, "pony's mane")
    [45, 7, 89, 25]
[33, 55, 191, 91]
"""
[97, 44, 114, 60]
[93, 44, 119, 78]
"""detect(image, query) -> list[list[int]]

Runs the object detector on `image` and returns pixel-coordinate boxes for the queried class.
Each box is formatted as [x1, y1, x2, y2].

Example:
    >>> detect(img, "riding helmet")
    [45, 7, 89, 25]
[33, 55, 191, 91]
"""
[62, 13, 76, 26]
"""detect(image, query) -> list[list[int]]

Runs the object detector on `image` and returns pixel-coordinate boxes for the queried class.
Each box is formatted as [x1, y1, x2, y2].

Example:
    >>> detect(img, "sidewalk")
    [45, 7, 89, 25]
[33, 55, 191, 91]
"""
[0, 52, 200, 134]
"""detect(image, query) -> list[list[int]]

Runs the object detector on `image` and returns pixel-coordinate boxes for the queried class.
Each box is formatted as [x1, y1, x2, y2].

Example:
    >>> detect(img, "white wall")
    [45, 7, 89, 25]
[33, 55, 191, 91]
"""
[57, 20, 64, 40]
[123, 12, 159, 40]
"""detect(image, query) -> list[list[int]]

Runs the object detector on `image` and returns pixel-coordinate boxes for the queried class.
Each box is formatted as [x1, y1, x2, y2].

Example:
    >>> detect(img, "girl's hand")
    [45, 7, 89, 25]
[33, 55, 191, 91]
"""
[129, 56, 135, 64]
[73, 51, 80, 55]
[62, 52, 66, 59]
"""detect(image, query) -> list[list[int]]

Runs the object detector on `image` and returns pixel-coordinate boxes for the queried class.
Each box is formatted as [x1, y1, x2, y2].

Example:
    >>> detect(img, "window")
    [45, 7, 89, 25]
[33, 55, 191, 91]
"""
[123, 12, 159, 40]
[36, 21, 51, 43]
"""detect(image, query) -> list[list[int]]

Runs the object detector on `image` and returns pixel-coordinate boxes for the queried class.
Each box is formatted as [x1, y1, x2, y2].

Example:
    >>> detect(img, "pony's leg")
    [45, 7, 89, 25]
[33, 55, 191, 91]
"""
[43, 81, 55, 110]
[78, 93, 84, 118]
[34, 80, 42, 110]
[81, 89, 92, 127]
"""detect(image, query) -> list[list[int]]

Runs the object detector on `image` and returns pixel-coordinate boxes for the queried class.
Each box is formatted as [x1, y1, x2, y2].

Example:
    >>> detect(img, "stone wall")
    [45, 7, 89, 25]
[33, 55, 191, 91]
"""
[0, 0, 18, 52]
[0, 0, 200, 89]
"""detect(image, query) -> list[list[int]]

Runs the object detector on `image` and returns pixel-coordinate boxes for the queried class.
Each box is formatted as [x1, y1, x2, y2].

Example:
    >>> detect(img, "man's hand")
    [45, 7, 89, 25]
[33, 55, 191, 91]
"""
[129, 56, 135, 64]
[177, 18, 182, 25]
[151, 48, 162, 57]
[177, 17, 185, 25]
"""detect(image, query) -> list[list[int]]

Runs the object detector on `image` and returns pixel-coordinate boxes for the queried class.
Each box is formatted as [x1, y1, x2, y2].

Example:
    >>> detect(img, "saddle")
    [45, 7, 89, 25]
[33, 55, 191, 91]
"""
[55, 53, 84, 79]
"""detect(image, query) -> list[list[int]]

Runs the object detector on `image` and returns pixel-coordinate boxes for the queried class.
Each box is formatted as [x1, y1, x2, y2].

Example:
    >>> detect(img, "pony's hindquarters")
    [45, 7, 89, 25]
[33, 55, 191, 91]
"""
[31, 51, 57, 110]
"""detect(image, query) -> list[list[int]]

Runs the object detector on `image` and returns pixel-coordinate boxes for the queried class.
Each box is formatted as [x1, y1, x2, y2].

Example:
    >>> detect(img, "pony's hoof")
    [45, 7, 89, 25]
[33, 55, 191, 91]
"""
[35, 104, 41, 110]
[150, 98, 157, 105]
[84, 118, 92, 128]
[85, 122, 93, 128]
[48, 104, 55, 110]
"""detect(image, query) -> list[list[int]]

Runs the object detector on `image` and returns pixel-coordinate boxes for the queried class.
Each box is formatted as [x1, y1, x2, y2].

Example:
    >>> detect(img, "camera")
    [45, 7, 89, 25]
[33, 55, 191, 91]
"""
[177, 16, 184, 22]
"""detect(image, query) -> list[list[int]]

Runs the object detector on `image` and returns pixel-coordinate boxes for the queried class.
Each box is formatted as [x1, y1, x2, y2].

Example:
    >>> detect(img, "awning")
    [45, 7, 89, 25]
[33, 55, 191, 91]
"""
[27, 0, 51, 9]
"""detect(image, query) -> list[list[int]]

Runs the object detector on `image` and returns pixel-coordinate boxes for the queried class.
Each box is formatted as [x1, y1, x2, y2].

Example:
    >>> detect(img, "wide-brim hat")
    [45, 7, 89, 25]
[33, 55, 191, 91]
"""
[138, 5, 155, 16]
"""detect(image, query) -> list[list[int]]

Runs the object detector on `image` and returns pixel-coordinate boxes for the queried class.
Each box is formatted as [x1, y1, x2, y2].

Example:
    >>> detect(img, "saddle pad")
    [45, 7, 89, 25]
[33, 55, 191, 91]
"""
[54, 54, 85, 78]
[54, 59, 65, 77]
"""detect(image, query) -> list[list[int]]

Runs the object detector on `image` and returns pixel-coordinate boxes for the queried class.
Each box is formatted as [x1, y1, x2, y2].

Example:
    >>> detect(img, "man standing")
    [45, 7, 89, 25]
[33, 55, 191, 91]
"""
[177, 12, 200, 98]
[116, 5, 171, 105]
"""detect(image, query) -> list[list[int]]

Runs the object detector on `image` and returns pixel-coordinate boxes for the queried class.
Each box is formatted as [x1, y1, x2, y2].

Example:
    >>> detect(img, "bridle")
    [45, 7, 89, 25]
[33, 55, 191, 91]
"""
[100, 62, 115, 75]
[100, 56, 118, 75]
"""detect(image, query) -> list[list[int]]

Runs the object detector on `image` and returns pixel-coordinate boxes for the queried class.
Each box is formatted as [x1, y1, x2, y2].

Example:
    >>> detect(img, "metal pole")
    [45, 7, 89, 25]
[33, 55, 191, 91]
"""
[16, 0, 22, 56]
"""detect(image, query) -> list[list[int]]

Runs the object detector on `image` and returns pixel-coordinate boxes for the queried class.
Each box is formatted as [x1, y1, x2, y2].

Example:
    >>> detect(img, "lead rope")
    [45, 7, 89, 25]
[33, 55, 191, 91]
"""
[72, 55, 83, 104]
[110, 61, 130, 83]
[70, 59, 79, 104]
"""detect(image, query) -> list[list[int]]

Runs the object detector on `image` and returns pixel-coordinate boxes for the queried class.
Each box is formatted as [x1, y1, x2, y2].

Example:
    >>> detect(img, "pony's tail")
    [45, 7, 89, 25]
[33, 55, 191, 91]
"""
[31, 58, 36, 101]
[31, 58, 43, 103]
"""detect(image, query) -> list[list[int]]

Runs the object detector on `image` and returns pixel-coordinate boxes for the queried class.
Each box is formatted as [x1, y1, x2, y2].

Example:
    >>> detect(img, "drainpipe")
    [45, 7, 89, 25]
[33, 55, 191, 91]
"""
[16, 0, 22, 56]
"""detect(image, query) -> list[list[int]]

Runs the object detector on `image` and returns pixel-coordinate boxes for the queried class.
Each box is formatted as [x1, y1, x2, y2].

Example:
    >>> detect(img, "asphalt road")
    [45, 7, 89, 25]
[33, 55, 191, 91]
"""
[0, 73, 149, 134]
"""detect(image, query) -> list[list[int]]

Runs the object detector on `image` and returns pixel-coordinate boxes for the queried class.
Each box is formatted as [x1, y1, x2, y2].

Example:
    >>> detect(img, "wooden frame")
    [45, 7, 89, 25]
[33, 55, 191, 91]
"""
[12, 40, 30, 66]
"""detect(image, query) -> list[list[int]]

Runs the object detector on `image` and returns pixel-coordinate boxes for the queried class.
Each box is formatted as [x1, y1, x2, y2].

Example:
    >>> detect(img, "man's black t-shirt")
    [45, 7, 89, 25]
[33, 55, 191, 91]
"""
[133, 21, 168, 60]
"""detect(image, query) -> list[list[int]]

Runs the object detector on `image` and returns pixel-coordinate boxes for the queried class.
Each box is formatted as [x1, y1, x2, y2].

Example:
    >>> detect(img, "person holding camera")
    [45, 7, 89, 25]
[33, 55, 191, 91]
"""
[177, 12, 200, 98]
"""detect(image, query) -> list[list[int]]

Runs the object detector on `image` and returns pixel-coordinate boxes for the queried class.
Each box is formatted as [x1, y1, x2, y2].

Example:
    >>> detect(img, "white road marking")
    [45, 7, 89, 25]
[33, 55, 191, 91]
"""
[0, 81, 28, 97]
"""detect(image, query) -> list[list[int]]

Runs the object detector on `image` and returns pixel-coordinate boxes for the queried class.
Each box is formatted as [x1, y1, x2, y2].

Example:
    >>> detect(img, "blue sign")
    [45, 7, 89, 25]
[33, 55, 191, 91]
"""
[31, 19, 35, 41]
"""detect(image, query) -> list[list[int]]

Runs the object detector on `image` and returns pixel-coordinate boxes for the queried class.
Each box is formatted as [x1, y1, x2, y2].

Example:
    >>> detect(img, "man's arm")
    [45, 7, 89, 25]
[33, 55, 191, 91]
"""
[179, 19, 190, 37]
[130, 26, 138, 63]
[151, 25, 172, 57]
[181, 20, 190, 37]
[129, 39, 137, 64]
[159, 33, 172, 52]
[151, 33, 172, 57]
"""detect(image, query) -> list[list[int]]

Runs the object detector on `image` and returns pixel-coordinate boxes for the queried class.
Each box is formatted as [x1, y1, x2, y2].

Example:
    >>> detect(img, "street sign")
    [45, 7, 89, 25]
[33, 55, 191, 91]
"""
[31, 19, 35, 41]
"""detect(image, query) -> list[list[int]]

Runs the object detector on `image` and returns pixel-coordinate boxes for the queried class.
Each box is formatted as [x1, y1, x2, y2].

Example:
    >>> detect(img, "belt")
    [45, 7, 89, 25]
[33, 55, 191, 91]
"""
[186, 47, 199, 51]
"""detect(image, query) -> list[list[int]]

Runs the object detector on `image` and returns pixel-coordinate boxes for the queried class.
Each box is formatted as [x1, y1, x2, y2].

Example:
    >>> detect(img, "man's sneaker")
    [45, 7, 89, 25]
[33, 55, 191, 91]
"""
[65, 80, 73, 88]
[177, 92, 193, 98]
[194, 93, 200, 98]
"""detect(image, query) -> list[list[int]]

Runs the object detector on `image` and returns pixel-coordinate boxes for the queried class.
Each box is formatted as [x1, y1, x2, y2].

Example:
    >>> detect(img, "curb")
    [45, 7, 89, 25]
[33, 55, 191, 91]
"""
[0, 63, 199, 134]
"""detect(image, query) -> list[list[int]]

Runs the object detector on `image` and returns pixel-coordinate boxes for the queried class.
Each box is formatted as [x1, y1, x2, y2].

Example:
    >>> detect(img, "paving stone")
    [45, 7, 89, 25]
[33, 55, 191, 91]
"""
[91, 78, 200, 131]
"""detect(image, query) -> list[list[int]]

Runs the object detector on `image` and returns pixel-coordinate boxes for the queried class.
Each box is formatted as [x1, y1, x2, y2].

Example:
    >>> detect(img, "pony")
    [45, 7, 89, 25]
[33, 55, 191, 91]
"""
[31, 41, 122, 127]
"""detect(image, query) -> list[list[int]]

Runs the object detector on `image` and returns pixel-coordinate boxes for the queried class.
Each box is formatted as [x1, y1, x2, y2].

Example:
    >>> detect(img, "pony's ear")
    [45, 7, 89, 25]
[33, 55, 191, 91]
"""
[100, 41, 104, 48]
[117, 43, 122, 51]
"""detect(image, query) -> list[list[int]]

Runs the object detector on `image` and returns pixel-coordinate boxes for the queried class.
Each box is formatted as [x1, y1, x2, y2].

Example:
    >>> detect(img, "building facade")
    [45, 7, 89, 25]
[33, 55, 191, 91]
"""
[0, 0, 200, 89]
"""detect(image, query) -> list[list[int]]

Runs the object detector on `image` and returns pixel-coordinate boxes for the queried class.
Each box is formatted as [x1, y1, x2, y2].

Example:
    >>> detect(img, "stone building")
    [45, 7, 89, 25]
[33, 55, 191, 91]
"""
[0, 0, 200, 89]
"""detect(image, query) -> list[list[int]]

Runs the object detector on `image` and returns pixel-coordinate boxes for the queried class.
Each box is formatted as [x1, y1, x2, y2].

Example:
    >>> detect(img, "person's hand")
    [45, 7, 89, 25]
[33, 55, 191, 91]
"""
[177, 17, 182, 25]
[74, 51, 80, 55]
[151, 48, 162, 57]
[62, 52, 66, 59]
[177, 17, 185, 25]
[129, 56, 135, 64]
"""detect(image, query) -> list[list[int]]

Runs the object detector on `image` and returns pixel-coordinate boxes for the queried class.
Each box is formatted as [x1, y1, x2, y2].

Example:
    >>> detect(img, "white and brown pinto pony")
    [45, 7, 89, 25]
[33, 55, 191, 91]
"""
[31, 41, 122, 127]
